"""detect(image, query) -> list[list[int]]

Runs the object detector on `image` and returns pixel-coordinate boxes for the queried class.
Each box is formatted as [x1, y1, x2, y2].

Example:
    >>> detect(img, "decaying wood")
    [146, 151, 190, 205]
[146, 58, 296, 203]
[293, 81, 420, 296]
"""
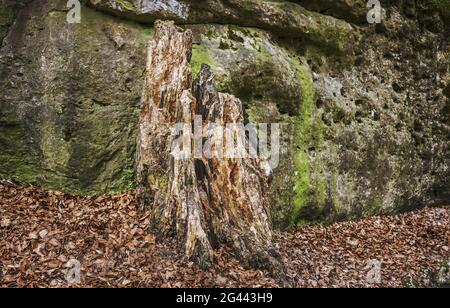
[136, 20, 284, 274]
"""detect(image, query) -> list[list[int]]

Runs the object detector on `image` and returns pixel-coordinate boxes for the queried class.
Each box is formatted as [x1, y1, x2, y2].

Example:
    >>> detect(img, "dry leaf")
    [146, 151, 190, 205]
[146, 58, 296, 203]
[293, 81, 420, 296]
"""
[1, 218, 11, 228]
[39, 229, 48, 239]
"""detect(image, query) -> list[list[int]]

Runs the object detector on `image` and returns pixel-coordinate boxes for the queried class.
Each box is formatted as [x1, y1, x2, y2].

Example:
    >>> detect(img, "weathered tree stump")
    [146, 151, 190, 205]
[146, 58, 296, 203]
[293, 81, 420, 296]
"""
[136, 20, 284, 274]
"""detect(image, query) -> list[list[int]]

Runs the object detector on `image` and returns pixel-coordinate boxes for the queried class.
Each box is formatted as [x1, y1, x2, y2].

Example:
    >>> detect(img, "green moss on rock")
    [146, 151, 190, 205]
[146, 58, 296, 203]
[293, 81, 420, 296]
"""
[291, 58, 327, 226]
[190, 44, 213, 80]
[426, 0, 450, 13]
[0, 124, 37, 184]
[0, 0, 18, 45]
[0, 1, 152, 195]
[114, 0, 137, 12]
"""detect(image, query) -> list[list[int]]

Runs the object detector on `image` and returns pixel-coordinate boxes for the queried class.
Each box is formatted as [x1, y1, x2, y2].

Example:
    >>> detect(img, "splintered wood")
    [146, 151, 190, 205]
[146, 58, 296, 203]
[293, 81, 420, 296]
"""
[136, 21, 283, 274]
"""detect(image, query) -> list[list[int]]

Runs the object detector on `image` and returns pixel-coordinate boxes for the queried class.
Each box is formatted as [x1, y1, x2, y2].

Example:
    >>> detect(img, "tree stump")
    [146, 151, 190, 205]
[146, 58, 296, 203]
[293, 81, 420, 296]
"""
[136, 20, 284, 274]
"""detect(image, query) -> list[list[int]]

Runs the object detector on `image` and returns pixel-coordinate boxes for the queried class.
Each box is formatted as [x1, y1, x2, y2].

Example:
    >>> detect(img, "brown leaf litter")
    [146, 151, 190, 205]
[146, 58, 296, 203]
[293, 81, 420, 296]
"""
[0, 181, 448, 288]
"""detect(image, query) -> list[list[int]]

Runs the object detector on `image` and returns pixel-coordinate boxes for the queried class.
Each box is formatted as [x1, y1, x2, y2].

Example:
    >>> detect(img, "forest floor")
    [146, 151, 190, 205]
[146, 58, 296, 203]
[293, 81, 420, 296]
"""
[0, 180, 449, 288]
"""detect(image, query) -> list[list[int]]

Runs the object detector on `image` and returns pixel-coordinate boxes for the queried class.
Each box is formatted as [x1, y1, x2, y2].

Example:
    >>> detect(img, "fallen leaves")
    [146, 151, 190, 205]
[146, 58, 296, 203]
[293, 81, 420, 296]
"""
[0, 218, 10, 228]
[38, 230, 48, 239]
[278, 206, 450, 288]
[0, 180, 448, 288]
[0, 181, 274, 288]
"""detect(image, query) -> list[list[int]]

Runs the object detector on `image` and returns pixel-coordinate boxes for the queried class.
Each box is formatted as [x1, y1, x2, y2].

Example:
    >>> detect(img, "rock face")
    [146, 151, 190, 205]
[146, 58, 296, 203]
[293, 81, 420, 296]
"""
[0, 0, 151, 194]
[137, 21, 282, 272]
[1, 0, 449, 227]
[87, 0, 358, 53]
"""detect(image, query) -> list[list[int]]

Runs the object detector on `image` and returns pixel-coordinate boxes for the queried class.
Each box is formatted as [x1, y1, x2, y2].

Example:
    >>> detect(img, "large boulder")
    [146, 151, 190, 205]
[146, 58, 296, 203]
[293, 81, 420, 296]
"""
[0, 0, 151, 194]
[87, 0, 359, 53]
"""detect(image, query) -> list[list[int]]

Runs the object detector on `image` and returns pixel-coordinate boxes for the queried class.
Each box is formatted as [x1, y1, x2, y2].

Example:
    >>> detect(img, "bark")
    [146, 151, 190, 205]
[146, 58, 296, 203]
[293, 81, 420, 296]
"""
[136, 20, 284, 274]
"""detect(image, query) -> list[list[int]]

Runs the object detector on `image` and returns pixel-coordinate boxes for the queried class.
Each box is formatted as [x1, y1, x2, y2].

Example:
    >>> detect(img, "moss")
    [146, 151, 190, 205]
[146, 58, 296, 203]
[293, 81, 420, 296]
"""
[139, 26, 154, 37]
[0, 125, 37, 184]
[0, 2, 14, 26]
[190, 44, 213, 80]
[227, 27, 246, 43]
[114, 0, 137, 13]
[330, 171, 340, 214]
[290, 58, 327, 226]
[219, 39, 232, 50]
[37, 4, 148, 195]
[147, 174, 169, 195]
[40, 119, 72, 175]
[363, 196, 385, 217]
[108, 168, 136, 193]
[426, 0, 450, 13]
[292, 61, 313, 222]
[313, 9, 359, 53]
[228, 41, 273, 101]
[274, 1, 359, 54]
[0, 2, 16, 44]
